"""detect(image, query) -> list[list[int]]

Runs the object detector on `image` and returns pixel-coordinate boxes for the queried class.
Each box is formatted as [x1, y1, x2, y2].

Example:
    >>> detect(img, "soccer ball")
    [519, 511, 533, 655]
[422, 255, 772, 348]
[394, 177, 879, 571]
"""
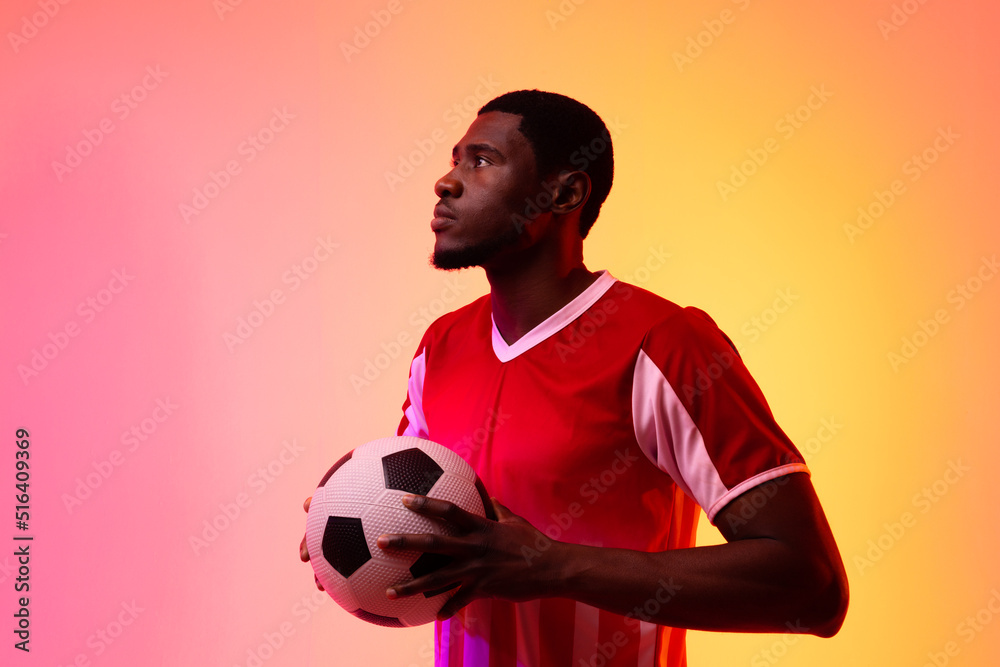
[306, 436, 493, 627]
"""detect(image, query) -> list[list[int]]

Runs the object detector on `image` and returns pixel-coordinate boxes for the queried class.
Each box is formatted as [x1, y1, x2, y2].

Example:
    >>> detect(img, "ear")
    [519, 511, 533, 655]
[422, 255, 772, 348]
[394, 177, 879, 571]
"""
[549, 170, 591, 215]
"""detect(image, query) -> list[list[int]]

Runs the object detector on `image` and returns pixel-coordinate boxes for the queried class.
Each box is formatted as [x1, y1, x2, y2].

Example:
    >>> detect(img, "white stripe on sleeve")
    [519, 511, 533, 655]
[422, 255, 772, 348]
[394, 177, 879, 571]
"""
[401, 349, 429, 439]
[631, 349, 728, 518]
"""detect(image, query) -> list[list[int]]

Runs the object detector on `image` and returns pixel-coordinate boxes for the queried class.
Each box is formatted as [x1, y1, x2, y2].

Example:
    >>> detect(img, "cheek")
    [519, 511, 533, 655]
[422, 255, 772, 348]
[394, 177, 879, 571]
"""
[494, 179, 535, 218]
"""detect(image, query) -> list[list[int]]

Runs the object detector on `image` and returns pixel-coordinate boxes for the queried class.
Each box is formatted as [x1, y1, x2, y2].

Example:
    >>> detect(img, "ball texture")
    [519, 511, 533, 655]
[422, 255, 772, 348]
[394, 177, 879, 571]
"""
[306, 436, 492, 627]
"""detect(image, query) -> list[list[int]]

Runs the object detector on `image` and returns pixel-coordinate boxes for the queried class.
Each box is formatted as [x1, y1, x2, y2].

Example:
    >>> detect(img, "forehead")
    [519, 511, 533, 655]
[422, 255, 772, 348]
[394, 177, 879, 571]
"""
[456, 111, 533, 160]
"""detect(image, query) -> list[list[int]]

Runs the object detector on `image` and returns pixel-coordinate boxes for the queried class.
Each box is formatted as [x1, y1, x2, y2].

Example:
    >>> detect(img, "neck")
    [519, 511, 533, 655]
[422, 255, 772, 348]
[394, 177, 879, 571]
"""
[485, 238, 597, 345]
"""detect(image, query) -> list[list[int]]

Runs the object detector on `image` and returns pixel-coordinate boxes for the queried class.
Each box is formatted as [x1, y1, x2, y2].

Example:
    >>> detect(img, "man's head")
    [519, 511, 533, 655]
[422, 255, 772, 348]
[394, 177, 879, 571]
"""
[430, 90, 614, 271]
[477, 90, 614, 239]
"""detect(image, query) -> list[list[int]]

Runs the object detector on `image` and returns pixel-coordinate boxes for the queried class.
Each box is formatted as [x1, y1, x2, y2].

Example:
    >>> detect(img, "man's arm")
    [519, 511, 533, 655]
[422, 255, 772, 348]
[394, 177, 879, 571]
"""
[378, 471, 848, 637]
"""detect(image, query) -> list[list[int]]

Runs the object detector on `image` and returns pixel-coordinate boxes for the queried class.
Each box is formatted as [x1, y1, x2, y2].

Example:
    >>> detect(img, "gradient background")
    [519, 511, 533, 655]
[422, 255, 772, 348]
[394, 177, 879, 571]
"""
[2, 0, 998, 665]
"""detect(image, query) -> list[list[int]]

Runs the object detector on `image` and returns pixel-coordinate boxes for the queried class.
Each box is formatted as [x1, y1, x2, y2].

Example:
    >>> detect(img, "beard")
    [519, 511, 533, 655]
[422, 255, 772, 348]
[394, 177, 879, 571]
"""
[431, 222, 523, 270]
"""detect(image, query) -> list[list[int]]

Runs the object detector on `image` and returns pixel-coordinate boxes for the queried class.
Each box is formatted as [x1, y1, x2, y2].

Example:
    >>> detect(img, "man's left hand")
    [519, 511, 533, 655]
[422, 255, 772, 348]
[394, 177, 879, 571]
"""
[376, 494, 557, 619]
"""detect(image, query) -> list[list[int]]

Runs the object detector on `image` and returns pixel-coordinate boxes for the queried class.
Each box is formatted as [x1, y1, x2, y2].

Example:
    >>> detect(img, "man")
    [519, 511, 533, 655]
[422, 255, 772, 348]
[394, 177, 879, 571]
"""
[304, 90, 848, 666]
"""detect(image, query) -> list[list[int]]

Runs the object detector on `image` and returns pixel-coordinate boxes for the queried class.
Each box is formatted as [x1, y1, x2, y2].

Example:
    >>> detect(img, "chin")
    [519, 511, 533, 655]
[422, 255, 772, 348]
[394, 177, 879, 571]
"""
[431, 248, 481, 271]
[432, 227, 521, 271]
[430, 237, 495, 270]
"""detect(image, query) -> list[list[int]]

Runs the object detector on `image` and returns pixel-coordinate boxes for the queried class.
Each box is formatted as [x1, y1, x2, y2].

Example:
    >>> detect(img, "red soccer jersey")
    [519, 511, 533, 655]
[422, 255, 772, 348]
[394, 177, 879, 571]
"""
[397, 271, 807, 667]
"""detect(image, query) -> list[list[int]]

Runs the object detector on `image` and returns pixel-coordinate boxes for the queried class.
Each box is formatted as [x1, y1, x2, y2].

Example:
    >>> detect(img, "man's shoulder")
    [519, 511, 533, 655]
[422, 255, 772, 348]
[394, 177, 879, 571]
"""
[609, 279, 733, 350]
[609, 279, 708, 327]
[609, 279, 681, 313]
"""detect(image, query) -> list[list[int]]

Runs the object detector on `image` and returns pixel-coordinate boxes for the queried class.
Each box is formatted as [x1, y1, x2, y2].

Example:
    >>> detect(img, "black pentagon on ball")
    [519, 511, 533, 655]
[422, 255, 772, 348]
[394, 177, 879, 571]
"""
[409, 552, 460, 599]
[352, 609, 404, 628]
[475, 476, 496, 520]
[322, 516, 371, 578]
[382, 447, 444, 496]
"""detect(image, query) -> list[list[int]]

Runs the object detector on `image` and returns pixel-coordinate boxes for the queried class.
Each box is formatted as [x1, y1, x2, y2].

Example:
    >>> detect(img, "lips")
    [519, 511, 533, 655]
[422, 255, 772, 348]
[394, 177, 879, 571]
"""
[431, 203, 456, 231]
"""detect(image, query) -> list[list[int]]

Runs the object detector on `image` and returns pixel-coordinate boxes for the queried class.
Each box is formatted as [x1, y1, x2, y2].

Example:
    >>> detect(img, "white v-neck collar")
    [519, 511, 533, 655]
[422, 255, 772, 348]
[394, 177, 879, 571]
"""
[490, 270, 617, 363]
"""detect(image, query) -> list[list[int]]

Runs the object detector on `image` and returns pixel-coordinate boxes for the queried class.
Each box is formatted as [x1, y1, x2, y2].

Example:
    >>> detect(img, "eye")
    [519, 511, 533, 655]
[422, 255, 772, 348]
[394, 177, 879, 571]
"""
[450, 155, 490, 168]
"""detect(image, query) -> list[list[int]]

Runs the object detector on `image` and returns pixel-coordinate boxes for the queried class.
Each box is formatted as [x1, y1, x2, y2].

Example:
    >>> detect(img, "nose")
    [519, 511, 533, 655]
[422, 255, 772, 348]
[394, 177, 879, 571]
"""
[434, 168, 462, 199]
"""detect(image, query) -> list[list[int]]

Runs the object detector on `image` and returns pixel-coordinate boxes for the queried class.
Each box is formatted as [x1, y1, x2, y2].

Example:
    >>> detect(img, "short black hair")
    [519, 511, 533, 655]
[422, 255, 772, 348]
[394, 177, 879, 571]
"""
[478, 90, 613, 239]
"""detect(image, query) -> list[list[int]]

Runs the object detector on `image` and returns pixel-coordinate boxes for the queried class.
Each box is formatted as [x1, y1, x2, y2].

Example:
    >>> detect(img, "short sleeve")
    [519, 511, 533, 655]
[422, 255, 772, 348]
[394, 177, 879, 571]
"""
[631, 307, 808, 523]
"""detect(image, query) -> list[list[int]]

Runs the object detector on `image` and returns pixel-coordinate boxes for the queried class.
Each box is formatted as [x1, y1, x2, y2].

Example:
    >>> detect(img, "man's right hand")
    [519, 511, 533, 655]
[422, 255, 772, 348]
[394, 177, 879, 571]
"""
[300, 496, 324, 590]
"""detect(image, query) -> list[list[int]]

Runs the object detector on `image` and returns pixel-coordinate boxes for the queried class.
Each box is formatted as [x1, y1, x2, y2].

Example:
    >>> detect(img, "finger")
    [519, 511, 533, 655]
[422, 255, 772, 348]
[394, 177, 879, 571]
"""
[376, 532, 478, 556]
[303, 496, 312, 512]
[388, 569, 460, 600]
[300, 533, 310, 562]
[437, 586, 476, 620]
[401, 494, 483, 530]
[315, 575, 324, 591]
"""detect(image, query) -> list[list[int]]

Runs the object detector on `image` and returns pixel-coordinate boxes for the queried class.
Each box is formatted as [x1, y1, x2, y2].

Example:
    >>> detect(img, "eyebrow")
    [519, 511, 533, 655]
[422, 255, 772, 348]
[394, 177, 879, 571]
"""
[452, 142, 506, 161]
